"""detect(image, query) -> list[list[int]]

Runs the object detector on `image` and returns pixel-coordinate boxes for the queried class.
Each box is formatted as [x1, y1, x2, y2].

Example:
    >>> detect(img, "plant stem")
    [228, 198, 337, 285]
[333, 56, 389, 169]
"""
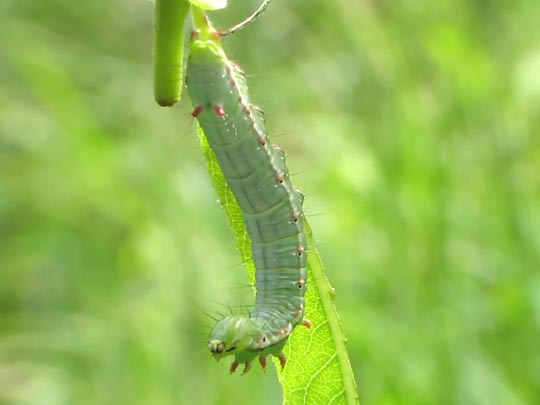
[191, 6, 215, 39]
[153, 0, 190, 106]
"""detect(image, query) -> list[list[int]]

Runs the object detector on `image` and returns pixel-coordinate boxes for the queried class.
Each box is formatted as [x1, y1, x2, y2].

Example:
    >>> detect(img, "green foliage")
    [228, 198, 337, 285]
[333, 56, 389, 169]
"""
[1, 1, 540, 404]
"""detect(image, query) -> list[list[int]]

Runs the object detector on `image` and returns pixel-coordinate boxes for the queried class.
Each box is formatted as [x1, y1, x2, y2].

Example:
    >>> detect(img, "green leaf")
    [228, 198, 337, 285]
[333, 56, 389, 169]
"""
[198, 128, 359, 405]
[189, 0, 227, 11]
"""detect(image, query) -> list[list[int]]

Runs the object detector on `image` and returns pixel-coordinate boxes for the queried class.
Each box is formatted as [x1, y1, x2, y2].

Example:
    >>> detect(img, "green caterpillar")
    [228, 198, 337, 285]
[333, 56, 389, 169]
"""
[186, 17, 310, 374]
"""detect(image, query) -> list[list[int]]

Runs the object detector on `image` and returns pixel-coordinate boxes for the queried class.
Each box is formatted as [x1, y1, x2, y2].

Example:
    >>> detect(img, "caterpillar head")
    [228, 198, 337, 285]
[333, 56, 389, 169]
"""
[207, 316, 264, 362]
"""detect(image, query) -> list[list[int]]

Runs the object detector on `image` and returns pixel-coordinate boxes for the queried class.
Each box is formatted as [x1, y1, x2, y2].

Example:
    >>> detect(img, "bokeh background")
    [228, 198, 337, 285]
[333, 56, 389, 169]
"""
[1, 0, 539, 404]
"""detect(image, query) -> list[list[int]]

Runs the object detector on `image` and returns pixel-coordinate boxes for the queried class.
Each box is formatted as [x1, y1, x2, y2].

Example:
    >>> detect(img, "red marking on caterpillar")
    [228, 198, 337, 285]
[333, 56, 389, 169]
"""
[214, 105, 225, 116]
[192, 105, 204, 117]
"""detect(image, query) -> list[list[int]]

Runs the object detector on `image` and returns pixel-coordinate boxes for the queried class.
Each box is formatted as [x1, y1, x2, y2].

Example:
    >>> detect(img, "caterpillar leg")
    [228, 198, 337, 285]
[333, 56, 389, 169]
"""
[302, 319, 312, 329]
[230, 360, 253, 375]
[259, 356, 267, 370]
[278, 353, 287, 370]
[229, 361, 239, 374]
[241, 362, 252, 375]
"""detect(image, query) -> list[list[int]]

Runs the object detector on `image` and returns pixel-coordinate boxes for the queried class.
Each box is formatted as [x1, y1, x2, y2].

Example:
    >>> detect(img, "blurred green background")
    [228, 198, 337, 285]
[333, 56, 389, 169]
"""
[1, 0, 539, 404]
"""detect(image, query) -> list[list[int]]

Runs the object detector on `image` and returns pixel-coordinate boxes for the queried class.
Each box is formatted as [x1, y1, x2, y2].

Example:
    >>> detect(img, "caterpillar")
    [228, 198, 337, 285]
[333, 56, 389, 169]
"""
[186, 14, 311, 374]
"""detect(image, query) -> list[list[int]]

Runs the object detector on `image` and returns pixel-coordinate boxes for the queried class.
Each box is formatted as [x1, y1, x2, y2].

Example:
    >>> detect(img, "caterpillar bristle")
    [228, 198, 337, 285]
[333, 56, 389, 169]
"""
[214, 105, 225, 116]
